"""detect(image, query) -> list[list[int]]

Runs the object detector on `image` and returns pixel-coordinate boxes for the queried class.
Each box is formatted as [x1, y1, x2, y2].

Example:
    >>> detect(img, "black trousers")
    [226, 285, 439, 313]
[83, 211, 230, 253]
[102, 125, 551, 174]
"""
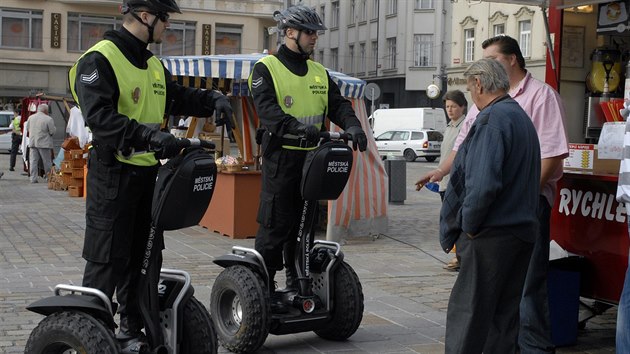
[445, 229, 534, 354]
[254, 147, 308, 271]
[82, 151, 159, 329]
[10, 133, 21, 169]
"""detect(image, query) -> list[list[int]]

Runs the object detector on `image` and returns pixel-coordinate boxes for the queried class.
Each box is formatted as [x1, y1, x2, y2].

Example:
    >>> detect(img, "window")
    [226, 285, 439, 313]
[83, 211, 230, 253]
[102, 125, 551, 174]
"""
[349, 0, 356, 24]
[411, 131, 424, 140]
[372, 0, 379, 19]
[414, 34, 433, 67]
[519, 20, 531, 58]
[0, 9, 43, 49]
[331, 48, 338, 71]
[359, 42, 366, 74]
[318, 50, 324, 62]
[415, 0, 434, 9]
[360, 0, 367, 21]
[215, 25, 242, 54]
[464, 28, 475, 63]
[67, 13, 119, 52]
[386, 37, 396, 69]
[392, 131, 409, 141]
[376, 131, 393, 141]
[320, 5, 325, 28]
[331, 1, 339, 28]
[149, 21, 196, 56]
[371, 40, 378, 71]
[387, 0, 397, 15]
[348, 44, 354, 74]
[493, 23, 504, 36]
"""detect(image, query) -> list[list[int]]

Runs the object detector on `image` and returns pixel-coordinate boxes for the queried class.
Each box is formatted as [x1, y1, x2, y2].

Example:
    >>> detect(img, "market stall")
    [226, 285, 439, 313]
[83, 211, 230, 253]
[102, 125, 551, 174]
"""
[160, 54, 388, 239]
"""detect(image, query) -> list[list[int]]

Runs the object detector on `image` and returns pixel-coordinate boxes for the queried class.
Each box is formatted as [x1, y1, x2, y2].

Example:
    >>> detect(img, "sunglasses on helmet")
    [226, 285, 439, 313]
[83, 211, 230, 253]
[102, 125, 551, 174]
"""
[301, 29, 317, 35]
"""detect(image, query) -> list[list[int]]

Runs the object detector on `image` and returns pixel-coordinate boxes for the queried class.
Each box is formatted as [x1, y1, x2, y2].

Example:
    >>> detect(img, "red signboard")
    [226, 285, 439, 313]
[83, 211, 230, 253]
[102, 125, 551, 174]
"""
[551, 172, 629, 304]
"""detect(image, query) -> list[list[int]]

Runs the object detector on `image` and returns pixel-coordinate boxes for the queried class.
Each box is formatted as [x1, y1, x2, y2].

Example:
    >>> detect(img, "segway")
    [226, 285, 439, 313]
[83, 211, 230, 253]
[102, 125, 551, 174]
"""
[210, 132, 364, 353]
[25, 138, 219, 354]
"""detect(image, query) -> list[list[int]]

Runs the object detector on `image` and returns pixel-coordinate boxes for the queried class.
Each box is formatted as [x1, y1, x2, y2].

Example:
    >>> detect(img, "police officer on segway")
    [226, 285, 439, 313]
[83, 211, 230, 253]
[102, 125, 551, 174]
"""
[249, 4, 368, 312]
[68, 0, 232, 351]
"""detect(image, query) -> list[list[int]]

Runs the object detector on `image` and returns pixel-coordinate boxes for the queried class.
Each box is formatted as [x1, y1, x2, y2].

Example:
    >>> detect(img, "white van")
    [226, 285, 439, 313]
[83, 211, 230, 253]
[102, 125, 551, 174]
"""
[370, 108, 447, 138]
[0, 110, 14, 153]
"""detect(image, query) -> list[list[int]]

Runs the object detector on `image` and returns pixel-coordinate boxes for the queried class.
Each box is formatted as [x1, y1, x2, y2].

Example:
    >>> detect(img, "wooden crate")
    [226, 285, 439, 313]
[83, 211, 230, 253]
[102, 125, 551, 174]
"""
[68, 185, 83, 197]
[70, 149, 84, 160]
[60, 160, 72, 173]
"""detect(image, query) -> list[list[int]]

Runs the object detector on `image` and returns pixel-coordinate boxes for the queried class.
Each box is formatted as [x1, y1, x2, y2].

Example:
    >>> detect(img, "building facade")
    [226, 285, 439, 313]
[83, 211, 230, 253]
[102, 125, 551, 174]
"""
[302, 0, 452, 112]
[0, 0, 283, 108]
[448, 1, 548, 105]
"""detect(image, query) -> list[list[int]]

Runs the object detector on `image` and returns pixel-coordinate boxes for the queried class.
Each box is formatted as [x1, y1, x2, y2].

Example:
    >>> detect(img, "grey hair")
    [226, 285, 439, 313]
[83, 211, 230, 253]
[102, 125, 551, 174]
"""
[37, 103, 49, 113]
[463, 58, 509, 94]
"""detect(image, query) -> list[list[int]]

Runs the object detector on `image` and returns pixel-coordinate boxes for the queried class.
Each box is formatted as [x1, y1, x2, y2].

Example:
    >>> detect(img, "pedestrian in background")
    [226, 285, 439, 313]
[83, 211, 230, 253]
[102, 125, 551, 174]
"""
[440, 58, 540, 353]
[10, 109, 22, 172]
[440, 90, 466, 272]
[26, 103, 55, 183]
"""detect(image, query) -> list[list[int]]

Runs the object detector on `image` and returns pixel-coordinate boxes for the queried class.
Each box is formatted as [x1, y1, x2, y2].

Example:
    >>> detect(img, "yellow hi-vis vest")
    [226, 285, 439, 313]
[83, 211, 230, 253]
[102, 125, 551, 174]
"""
[249, 55, 328, 150]
[69, 40, 166, 166]
[12, 115, 21, 135]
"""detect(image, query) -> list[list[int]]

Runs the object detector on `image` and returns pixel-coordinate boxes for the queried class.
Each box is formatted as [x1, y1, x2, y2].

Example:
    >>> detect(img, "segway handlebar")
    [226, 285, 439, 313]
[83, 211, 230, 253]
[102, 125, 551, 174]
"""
[319, 131, 351, 141]
[175, 137, 216, 150]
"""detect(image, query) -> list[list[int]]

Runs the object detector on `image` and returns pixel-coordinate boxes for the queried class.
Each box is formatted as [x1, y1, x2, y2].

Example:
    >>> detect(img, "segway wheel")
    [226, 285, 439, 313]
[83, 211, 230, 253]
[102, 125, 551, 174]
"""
[180, 296, 218, 354]
[210, 265, 270, 353]
[315, 261, 364, 340]
[25, 311, 118, 354]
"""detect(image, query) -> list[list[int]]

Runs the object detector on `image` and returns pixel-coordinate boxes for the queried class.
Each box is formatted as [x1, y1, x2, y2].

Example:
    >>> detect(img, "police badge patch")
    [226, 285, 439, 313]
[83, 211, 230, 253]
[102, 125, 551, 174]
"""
[284, 95, 293, 108]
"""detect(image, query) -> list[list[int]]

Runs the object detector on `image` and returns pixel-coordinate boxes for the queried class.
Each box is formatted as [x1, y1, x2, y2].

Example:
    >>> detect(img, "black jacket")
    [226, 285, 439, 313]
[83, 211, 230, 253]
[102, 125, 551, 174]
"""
[249, 44, 361, 138]
[72, 27, 225, 154]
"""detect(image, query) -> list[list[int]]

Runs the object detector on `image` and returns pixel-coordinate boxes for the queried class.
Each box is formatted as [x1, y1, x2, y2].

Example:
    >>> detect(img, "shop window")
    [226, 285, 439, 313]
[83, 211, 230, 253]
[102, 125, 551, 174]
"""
[215, 25, 242, 55]
[0, 8, 43, 49]
[150, 21, 196, 56]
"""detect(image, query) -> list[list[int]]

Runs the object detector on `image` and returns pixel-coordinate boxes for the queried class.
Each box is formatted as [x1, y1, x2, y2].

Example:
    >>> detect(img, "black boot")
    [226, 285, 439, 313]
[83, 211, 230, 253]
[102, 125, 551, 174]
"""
[117, 315, 149, 353]
[285, 265, 298, 290]
[268, 270, 289, 314]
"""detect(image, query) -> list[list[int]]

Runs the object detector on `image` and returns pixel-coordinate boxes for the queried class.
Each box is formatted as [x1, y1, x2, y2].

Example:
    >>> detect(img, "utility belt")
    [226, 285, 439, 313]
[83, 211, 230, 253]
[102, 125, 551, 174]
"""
[281, 136, 318, 150]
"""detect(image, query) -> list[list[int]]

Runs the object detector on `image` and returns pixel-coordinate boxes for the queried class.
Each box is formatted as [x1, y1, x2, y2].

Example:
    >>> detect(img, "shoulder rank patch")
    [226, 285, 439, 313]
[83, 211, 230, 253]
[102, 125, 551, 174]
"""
[251, 77, 263, 89]
[80, 69, 99, 84]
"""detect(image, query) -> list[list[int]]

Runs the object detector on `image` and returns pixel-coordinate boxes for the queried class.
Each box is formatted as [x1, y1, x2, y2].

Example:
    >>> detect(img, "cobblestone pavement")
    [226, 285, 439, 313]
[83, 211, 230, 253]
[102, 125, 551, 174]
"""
[0, 153, 617, 353]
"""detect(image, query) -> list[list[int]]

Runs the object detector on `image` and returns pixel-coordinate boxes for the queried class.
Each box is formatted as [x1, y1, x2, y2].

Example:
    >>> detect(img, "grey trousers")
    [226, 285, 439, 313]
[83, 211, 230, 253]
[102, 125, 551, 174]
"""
[28, 147, 53, 182]
[445, 229, 534, 354]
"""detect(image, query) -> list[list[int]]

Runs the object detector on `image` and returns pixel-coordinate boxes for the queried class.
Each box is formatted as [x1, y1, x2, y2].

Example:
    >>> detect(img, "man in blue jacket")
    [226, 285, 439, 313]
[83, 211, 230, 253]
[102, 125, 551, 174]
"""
[440, 58, 541, 353]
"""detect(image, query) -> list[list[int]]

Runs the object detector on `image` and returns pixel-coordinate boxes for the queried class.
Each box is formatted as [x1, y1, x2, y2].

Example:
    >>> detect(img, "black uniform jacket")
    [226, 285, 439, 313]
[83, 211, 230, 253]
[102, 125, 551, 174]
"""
[72, 27, 225, 154]
[249, 44, 362, 138]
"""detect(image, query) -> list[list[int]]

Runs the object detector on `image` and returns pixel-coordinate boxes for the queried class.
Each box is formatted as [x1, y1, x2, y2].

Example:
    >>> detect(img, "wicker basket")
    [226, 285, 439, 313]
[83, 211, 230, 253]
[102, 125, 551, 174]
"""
[225, 164, 243, 172]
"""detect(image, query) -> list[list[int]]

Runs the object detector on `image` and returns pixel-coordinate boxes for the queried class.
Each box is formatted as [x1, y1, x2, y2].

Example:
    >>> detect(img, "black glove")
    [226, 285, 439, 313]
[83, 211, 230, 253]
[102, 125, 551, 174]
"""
[144, 129, 180, 159]
[345, 125, 368, 152]
[214, 96, 233, 131]
[297, 124, 320, 144]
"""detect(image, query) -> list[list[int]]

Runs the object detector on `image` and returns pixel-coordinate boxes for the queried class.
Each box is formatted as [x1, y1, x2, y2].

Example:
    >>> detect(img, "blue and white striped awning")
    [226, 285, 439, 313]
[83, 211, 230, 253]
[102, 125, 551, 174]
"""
[160, 54, 365, 99]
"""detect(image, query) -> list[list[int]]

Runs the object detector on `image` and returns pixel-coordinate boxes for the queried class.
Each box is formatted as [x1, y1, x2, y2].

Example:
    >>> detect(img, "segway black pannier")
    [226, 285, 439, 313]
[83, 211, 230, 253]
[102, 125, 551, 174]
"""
[152, 147, 217, 230]
[301, 142, 353, 201]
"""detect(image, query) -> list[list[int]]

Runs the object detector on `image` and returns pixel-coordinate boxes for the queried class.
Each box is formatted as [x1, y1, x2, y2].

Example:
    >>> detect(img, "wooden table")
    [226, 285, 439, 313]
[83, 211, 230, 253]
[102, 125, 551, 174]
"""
[199, 169, 261, 239]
